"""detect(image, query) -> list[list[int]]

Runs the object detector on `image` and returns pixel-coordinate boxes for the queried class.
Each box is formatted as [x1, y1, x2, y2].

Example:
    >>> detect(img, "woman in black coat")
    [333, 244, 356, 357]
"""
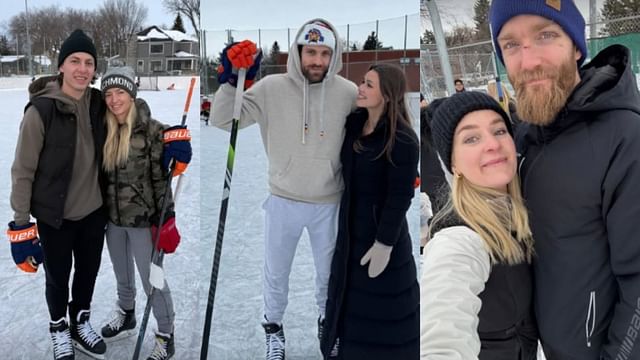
[321, 64, 420, 360]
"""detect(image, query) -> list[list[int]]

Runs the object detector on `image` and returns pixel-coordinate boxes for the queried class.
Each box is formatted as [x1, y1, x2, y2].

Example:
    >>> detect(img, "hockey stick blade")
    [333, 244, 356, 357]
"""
[149, 263, 165, 289]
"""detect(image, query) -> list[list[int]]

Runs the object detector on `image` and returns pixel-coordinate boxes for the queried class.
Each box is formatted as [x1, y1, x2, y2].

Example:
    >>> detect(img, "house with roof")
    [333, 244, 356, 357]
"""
[0, 55, 52, 76]
[128, 26, 199, 76]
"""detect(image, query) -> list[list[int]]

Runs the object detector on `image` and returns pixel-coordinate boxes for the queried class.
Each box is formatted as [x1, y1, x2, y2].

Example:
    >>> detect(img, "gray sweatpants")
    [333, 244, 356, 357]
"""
[106, 223, 175, 333]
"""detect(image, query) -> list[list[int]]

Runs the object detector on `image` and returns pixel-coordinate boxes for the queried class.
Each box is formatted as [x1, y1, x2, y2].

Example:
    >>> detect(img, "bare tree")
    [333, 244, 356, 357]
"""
[98, 0, 148, 60]
[8, 6, 92, 61]
[162, 0, 200, 41]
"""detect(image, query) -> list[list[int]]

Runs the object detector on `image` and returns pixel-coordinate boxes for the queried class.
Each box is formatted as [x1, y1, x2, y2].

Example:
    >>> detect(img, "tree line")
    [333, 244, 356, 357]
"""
[421, 0, 640, 47]
[0, 0, 200, 62]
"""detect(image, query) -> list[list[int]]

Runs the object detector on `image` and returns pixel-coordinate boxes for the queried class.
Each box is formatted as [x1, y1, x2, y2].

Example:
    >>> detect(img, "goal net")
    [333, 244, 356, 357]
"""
[137, 76, 160, 91]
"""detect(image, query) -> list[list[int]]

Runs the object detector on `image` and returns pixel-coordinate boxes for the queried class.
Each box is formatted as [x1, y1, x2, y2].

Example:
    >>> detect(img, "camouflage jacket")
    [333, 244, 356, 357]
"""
[104, 98, 174, 227]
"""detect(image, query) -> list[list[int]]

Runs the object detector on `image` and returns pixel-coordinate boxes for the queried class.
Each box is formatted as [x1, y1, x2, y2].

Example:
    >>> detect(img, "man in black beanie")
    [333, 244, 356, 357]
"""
[9, 28, 107, 359]
[489, 1, 640, 359]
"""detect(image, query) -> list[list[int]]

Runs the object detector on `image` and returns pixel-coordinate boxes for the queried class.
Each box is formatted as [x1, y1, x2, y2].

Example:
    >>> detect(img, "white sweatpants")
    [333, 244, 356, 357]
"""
[262, 194, 339, 324]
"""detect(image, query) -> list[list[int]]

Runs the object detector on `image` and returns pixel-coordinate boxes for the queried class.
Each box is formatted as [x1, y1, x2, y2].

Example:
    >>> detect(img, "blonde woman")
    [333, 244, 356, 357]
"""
[420, 91, 538, 360]
[99, 66, 188, 360]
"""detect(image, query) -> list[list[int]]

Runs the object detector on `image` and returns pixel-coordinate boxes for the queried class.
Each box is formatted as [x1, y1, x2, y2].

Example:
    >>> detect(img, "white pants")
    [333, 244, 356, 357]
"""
[262, 194, 339, 324]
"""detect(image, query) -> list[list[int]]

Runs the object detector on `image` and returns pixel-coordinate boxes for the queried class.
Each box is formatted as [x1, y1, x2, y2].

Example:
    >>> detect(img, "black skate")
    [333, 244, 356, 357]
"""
[70, 310, 106, 359]
[50, 318, 74, 360]
[101, 306, 136, 341]
[146, 331, 175, 360]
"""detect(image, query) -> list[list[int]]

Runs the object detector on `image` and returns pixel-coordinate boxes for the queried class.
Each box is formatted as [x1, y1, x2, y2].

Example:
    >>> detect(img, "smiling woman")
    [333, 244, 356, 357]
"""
[420, 91, 538, 360]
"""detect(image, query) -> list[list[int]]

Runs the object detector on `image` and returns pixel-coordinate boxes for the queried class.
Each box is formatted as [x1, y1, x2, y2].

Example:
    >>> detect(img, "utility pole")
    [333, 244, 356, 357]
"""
[424, 0, 455, 95]
[589, 0, 597, 39]
[25, 0, 33, 77]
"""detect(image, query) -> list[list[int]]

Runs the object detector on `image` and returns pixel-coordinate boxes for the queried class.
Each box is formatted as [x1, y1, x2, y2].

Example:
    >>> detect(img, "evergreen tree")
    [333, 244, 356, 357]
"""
[171, 13, 186, 33]
[473, 0, 491, 40]
[363, 31, 383, 50]
[351, 43, 358, 51]
[600, 0, 640, 36]
[0, 35, 11, 55]
[263, 41, 281, 76]
[421, 29, 435, 45]
[269, 41, 280, 60]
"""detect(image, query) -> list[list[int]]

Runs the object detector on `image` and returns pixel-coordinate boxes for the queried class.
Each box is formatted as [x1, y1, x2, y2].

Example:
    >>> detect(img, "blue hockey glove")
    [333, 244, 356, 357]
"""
[163, 125, 192, 176]
[217, 40, 263, 89]
[7, 221, 43, 273]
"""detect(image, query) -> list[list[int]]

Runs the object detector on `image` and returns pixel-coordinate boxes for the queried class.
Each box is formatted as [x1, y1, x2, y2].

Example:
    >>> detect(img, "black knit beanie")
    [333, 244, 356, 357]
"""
[58, 29, 97, 68]
[430, 91, 512, 174]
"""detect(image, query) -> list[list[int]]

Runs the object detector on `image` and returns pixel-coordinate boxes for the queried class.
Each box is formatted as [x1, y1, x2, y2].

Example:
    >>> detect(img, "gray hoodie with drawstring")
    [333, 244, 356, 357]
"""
[212, 18, 358, 204]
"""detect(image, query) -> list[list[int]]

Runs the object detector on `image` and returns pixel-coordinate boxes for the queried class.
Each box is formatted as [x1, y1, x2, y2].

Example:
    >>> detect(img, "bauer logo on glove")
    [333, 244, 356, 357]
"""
[7, 221, 44, 273]
[163, 125, 192, 177]
[163, 127, 191, 143]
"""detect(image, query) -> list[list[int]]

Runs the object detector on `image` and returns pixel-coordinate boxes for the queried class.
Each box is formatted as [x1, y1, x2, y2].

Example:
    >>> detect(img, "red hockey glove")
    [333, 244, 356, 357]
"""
[151, 216, 181, 254]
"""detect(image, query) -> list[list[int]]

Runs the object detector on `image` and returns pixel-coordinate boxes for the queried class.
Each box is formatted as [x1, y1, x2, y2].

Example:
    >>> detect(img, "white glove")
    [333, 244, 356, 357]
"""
[420, 192, 433, 247]
[360, 240, 393, 278]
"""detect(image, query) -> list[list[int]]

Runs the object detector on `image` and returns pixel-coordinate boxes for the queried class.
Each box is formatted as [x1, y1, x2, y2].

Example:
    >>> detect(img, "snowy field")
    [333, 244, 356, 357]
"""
[0, 78, 203, 359]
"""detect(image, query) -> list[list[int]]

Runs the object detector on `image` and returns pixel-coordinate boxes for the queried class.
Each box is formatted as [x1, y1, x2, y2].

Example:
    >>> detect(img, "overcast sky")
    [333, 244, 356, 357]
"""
[427, 0, 604, 30]
[201, 0, 419, 58]
[0, 0, 190, 34]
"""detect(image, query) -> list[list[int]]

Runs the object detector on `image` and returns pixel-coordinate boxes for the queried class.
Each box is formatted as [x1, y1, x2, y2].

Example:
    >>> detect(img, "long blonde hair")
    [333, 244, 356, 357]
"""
[103, 103, 137, 172]
[430, 173, 534, 265]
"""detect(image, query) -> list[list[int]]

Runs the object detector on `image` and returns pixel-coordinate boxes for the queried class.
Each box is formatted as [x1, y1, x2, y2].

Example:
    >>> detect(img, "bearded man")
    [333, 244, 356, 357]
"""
[489, 1, 640, 359]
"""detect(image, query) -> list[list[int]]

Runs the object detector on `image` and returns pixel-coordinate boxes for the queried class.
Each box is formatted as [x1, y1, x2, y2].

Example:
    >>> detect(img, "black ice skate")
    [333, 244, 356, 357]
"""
[70, 310, 106, 359]
[50, 318, 74, 360]
[262, 321, 285, 360]
[101, 306, 136, 341]
[146, 331, 175, 360]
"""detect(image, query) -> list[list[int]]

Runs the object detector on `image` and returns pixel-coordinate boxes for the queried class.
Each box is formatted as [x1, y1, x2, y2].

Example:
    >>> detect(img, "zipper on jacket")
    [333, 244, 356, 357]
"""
[517, 155, 526, 177]
[585, 290, 596, 347]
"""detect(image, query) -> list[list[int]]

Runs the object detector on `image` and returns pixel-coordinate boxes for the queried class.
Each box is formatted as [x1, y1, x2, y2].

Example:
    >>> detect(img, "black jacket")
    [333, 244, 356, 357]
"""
[518, 45, 640, 360]
[321, 109, 419, 359]
[28, 83, 106, 229]
[420, 107, 448, 215]
[477, 262, 538, 360]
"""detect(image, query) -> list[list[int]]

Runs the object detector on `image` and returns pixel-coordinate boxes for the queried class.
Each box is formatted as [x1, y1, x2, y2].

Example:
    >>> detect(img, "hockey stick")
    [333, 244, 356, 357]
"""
[149, 76, 196, 289]
[200, 68, 247, 360]
[132, 77, 196, 360]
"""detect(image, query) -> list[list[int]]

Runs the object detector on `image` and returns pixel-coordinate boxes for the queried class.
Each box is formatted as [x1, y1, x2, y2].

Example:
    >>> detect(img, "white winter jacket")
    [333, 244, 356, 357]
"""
[212, 19, 358, 204]
[420, 226, 491, 359]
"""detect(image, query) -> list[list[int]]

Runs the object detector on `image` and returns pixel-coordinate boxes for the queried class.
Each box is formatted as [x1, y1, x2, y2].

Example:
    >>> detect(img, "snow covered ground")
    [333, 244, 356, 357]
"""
[0, 80, 203, 359]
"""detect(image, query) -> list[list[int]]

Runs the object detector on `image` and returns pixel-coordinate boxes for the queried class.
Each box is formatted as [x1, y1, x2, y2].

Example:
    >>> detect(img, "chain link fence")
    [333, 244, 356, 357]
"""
[201, 14, 420, 95]
[421, 14, 640, 100]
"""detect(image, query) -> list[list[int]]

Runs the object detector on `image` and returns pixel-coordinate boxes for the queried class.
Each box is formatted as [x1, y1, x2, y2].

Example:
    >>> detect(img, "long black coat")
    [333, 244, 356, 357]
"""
[321, 109, 420, 359]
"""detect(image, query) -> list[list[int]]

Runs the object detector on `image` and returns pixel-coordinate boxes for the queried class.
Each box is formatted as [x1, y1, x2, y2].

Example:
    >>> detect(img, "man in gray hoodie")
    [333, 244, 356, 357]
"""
[9, 29, 107, 360]
[213, 18, 357, 360]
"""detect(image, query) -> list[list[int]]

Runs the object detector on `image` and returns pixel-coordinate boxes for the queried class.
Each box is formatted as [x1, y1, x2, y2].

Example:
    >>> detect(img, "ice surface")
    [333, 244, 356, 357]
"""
[200, 119, 421, 359]
[0, 82, 202, 359]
